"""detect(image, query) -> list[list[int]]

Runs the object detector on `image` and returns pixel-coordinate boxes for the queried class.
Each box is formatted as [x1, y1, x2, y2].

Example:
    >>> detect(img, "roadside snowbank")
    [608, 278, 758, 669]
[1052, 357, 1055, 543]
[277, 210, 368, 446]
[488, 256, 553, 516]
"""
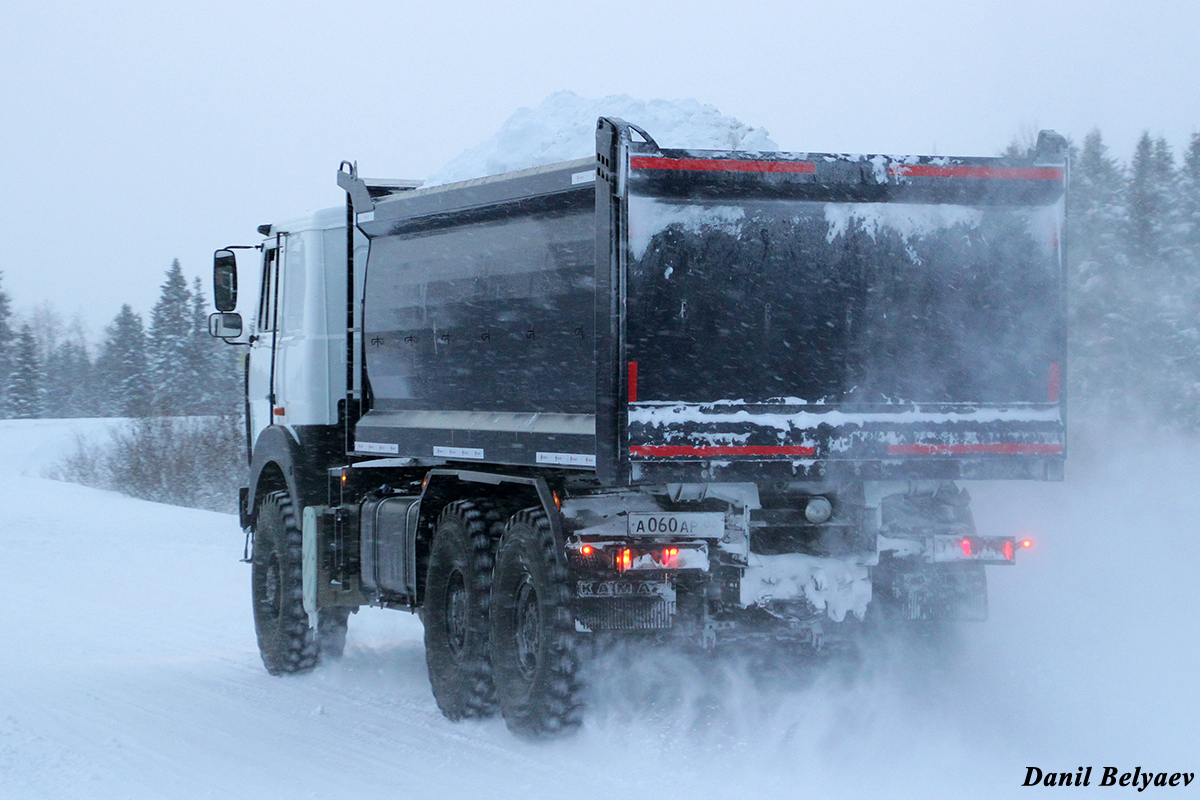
[0, 416, 124, 478]
[425, 90, 777, 185]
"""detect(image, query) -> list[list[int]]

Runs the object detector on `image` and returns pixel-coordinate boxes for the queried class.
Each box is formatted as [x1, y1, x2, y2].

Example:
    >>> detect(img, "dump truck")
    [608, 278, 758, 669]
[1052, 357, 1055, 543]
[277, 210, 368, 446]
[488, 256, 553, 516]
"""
[209, 118, 1068, 736]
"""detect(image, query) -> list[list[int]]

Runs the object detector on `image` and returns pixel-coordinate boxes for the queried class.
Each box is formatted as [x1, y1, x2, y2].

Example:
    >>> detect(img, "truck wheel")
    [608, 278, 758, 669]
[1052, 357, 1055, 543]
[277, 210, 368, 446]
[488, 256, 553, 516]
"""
[423, 500, 501, 720]
[490, 508, 582, 737]
[251, 491, 319, 675]
[318, 607, 351, 660]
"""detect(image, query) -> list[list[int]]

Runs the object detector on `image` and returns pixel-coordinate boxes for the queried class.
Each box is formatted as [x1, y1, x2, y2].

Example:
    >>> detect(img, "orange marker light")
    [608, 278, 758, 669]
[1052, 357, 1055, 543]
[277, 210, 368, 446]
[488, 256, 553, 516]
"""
[580, 545, 594, 557]
[1021, 539, 1033, 549]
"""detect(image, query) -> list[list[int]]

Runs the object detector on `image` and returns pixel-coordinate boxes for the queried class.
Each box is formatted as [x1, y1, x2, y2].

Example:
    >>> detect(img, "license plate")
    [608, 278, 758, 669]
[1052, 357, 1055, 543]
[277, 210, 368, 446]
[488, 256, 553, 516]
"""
[626, 512, 723, 538]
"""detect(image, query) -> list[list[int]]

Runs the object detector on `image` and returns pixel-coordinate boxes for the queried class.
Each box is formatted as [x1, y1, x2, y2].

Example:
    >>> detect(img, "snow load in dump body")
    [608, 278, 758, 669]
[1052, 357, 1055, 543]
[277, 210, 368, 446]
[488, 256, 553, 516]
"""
[352, 118, 1067, 486]
[423, 91, 778, 186]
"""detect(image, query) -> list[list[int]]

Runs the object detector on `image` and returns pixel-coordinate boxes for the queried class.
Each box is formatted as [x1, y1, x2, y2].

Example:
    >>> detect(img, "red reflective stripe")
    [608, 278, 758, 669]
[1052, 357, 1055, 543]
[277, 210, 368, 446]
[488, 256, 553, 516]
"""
[890, 164, 1064, 180]
[630, 445, 816, 457]
[888, 443, 1064, 455]
[630, 157, 815, 174]
[1048, 362, 1061, 403]
[628, 361, 638, 403]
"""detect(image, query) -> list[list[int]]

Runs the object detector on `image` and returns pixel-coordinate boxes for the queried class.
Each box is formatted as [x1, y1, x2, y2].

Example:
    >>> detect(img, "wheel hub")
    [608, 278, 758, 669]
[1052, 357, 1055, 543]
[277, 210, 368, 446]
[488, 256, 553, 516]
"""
[515, 579, 540, 678]
[446, 568, 468, 657]
[263, 555, 281, 619]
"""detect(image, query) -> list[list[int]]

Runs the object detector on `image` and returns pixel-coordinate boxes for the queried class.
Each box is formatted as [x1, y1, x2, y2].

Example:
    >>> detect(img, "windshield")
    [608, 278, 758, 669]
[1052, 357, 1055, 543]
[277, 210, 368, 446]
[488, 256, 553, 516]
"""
[626, 195, 1064, 405]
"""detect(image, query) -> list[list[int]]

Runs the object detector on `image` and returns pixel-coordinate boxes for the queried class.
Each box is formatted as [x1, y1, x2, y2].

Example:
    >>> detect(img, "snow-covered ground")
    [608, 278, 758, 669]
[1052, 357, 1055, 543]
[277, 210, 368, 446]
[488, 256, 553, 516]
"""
[1, 417, 1196, 799]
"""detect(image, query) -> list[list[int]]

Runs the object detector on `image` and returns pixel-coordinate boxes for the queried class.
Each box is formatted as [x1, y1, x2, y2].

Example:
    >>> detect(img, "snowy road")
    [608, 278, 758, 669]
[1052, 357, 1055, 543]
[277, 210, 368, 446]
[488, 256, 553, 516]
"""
[1, 418, 1196, 799]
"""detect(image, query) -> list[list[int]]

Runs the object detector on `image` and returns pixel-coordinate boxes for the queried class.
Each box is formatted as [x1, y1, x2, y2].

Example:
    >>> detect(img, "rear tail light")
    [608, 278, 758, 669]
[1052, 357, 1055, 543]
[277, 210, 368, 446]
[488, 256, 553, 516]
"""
[932, 535, 1021, 563]
[578, 543, 707, 572]
[616, 548, 633, 572]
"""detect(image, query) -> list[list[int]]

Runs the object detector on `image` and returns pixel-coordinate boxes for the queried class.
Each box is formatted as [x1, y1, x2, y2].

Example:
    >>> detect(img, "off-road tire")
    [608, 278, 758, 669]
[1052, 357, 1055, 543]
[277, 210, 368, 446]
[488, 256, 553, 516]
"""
[251, 491, 319, 675]
[490, 507, 582, 737]
[424, 500, 503, 720]
[318, 607, 351, 660]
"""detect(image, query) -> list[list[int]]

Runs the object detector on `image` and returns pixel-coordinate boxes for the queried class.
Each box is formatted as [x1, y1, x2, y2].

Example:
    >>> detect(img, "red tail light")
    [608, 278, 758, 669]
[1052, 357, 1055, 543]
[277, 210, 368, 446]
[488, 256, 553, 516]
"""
[616, 548, 632, 572]
[1004, 540, 1014, 560]
[960, 538, 972, 557]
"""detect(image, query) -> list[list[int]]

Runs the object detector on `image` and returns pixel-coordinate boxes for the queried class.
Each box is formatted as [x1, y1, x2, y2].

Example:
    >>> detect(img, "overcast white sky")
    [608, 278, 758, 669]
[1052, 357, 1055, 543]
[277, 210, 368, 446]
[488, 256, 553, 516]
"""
[2, 0, 1197, 336]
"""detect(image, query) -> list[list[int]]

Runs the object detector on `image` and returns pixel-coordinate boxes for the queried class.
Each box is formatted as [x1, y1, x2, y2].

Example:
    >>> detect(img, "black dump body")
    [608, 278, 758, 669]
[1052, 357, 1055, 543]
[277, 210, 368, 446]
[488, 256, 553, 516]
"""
[353, 119, 1067, 486]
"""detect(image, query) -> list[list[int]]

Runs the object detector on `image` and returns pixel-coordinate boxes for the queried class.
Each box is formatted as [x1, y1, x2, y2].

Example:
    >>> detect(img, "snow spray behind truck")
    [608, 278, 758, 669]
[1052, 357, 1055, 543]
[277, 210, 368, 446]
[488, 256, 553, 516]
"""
[210, 119, 1067, 736]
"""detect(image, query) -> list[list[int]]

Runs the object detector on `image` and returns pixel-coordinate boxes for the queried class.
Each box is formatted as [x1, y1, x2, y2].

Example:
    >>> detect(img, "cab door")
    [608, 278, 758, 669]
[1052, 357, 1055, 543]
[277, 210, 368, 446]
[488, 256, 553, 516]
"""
[247, 242, 279, 448]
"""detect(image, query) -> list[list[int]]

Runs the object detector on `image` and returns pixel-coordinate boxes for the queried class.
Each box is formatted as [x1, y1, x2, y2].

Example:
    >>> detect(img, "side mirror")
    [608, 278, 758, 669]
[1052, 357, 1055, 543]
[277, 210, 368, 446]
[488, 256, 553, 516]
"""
[208, 311, 243, 339]
[213, 249, 238, 312]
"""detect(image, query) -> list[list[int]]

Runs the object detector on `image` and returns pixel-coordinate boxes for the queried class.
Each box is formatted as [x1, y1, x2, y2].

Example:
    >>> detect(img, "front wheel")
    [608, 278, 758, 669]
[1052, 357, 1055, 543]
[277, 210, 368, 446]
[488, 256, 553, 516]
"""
[251, 491, 319, 675]
[490, 508, 581, 737]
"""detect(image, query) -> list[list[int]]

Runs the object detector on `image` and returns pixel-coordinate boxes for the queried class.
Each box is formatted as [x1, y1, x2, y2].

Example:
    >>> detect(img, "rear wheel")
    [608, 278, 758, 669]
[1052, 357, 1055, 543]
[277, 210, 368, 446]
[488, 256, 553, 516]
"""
[251, 491, 319, 675]
[490, 508, 581, 737]
[423, 500, 502, 720]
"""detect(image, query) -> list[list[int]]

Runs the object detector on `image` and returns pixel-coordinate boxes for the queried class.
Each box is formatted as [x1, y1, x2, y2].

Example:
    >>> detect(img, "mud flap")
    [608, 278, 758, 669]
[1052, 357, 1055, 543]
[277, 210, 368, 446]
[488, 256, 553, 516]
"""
[302, 506, 319, 629]
[881, 563, 988, 622]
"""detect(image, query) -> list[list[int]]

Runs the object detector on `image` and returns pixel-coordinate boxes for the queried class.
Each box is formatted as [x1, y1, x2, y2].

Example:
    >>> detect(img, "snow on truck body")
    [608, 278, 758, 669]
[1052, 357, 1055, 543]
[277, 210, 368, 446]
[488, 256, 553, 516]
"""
[212, 119, 1068, 735]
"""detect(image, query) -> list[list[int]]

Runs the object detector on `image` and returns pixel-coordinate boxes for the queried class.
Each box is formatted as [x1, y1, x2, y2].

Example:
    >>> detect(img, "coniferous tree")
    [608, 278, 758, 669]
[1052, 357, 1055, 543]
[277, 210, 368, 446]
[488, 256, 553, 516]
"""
[147, 259, 194, 415]
[1067, 130, 1129, 412]
[1124, 135, 1200, 426]
[188, 276, 218, 413]
[1127, 132, 1171, 262]
[4, 325, 45, 418]
[96, 304, 151, 417]
[0, 272, 13, 410]
[1178, 133, 1200, 253]
[44, 339, 94, 418]
[1145, 136, 1200, 428]
[190, 276, 243, 414]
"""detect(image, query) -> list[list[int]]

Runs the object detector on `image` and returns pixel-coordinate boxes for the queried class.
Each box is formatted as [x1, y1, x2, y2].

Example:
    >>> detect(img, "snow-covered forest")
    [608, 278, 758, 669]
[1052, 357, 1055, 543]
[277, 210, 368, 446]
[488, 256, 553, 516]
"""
[0, 259, 240, 420]
[1066, 130, 1200, 427]
[0, 260, 245, 511]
